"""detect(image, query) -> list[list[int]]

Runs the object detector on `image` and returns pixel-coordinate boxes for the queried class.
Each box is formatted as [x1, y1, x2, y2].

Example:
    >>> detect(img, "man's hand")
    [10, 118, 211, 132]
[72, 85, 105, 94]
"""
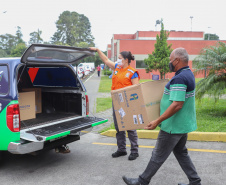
[144, 119, 160, 130]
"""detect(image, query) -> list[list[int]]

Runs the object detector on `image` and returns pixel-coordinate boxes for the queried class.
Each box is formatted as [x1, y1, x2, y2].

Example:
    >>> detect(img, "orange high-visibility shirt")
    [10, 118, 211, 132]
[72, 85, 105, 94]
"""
[111, 65, 140, 90]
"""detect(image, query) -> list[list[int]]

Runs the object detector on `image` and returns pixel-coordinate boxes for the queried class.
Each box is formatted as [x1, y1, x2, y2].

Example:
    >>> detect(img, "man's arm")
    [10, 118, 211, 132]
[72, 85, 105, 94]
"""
[144, 101, 184, 130]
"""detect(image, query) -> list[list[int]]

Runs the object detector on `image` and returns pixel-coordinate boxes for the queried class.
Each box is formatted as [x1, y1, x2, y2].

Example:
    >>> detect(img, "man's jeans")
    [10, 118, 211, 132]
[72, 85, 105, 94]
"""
[138, 130, 201, 185]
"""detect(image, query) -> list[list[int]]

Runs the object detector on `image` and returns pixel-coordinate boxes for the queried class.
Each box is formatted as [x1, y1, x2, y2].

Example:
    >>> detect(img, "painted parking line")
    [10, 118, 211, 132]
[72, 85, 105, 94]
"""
[92, 142, 226, 154]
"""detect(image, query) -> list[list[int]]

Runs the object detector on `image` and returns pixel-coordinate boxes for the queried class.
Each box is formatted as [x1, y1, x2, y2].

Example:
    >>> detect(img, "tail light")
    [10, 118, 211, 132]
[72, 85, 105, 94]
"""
[7, 104, 20, 132]
[85, 95, 89, 115]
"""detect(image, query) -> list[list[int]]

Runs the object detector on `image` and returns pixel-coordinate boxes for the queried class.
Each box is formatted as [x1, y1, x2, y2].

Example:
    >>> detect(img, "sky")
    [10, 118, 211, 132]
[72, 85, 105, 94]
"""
[0, 0, 226, 51]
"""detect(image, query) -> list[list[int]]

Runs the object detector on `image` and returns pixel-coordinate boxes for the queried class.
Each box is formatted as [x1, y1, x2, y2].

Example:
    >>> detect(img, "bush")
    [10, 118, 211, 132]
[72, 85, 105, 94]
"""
[103, 69, 112, 76]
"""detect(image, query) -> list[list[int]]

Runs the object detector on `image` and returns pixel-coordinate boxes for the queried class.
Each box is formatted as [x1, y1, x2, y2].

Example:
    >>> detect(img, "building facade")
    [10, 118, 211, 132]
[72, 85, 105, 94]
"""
[107, 31, 226, 79]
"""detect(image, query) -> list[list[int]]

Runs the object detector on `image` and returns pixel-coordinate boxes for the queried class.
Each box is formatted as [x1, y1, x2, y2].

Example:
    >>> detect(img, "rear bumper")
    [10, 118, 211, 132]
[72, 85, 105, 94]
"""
[8, 141, 44, 154]
[8, 135, 80, 154]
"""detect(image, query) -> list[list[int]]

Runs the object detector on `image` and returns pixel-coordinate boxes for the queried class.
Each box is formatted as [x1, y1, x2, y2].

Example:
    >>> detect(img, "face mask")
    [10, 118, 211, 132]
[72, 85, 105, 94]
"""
[169, 62, 174, 72]
[117, 59, 123, 66]
[169, 59, 178, 72]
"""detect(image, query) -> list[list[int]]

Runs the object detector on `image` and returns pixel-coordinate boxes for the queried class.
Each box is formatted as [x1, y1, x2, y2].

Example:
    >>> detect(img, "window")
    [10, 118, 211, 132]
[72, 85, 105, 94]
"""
[27, 67, 79, 88]
[0, 65, 9, 95]
[136, 60, 148, 69]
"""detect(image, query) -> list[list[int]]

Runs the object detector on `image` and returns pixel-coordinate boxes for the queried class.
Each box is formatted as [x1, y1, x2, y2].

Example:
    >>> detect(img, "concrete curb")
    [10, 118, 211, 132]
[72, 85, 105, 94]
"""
[101, 129, 226, 142]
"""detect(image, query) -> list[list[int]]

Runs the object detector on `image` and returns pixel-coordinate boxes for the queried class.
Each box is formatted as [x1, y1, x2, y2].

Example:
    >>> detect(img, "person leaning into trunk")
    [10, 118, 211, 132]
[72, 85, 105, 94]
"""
[90, 47, 140, 161]
[122, 48, 201, 185]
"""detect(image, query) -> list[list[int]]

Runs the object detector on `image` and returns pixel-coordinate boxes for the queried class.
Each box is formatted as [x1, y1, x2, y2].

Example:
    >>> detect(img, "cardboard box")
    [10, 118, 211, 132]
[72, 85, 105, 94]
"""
[111, 79, 169, 131]
[18, 91, 36, 121]
[22, 88, 42, 113]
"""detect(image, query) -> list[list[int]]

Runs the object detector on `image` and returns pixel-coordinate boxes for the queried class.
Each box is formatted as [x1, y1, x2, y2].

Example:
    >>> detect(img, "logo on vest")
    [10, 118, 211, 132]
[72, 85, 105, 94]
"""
[130, 93, 138, 101]
[114, 71, 118, 75]
[125, 72, 130, 78]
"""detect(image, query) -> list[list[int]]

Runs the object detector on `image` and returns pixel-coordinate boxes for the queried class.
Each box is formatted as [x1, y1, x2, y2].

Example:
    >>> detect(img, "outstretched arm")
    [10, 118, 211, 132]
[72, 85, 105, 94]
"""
[90, 47, 115, 70]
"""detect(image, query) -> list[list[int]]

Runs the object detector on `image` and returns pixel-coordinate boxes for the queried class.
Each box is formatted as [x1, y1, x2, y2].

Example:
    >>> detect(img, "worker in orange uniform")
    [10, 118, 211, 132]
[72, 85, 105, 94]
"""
[90, 47, 140, 160]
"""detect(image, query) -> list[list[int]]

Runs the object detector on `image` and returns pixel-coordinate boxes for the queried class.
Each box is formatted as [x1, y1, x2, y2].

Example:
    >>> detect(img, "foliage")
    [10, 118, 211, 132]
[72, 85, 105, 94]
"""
[98, 76, 112, 92]
[29, 29, 43, 44]
[0, 34, 18, 55]
[195, 98, 226, 132]
[193, 42, 226, 100]
[204, 33, 219, 40]
[144, 19, 172, 79]
[10, 43, 27, 57]
[103, 69, 112, 76]
[51, 11, 95, 47]
[96, 97, 112, 113]
[15, 26, 25, 44]
[0, 49, 8, 57]
[0, 27, 27, 57]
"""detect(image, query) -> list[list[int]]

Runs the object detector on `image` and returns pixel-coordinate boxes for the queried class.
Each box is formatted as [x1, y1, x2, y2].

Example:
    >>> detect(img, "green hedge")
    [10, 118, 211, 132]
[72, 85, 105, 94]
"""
[103, 69, 112, 76]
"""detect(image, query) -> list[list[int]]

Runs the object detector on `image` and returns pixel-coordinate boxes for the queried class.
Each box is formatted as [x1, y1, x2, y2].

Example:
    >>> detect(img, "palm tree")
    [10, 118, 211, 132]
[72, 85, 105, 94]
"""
[193, 42, 226, 100]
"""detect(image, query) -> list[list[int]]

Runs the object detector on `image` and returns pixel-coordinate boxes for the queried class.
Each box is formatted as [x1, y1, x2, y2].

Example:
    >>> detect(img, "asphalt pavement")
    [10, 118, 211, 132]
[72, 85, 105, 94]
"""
[1, 132, 226, 185]
[0, 72, 226, 185]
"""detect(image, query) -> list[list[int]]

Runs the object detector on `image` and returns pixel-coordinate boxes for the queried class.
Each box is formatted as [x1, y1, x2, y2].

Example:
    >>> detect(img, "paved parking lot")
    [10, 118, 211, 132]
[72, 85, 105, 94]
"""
[1, 132, 226, 185]
[0, 72, 225, 185]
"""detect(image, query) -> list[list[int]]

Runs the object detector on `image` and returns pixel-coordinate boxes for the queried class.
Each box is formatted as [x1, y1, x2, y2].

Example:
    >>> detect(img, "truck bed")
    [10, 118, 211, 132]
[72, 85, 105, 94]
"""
[21, 112, 79, 129]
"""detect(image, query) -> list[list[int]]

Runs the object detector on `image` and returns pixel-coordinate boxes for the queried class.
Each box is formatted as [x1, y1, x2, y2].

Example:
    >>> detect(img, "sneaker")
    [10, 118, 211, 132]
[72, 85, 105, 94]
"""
[128, 153, 139, 160]
[112, 151, 127, 158]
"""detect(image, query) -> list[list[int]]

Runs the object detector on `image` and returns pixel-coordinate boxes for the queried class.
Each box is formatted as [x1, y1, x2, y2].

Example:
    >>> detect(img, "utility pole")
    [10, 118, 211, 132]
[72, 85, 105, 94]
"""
[190, 16, 193, 31]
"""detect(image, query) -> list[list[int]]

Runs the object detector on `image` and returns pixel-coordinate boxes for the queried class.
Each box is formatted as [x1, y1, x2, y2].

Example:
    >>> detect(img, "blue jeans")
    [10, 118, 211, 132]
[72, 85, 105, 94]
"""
[139, 130, 201, 185]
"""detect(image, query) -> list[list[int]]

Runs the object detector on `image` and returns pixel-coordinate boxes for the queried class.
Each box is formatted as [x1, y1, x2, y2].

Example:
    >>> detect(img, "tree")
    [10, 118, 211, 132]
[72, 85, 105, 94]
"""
[10, 43, 27, 57]
[193, 42, 226, 101]
[0, 49, 8, 57]
[51, 11, 95, 47]
[0, 34, 18, 55]
[29, 29, 43, 44]
[204, 33, 219, 40]
[144, 20, 172, 79]
[15, 26, 25, 44]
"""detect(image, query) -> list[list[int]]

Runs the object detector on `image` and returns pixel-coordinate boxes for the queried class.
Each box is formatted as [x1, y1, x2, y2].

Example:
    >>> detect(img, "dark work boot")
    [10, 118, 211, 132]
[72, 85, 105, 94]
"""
[122, 176, 141, 185]
[128, 153, 139, 160]
[112, 151, 127, 158]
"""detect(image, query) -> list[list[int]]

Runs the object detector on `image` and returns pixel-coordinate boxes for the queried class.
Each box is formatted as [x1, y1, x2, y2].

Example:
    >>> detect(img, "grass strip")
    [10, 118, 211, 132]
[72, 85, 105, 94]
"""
[96, 97, 112, 113]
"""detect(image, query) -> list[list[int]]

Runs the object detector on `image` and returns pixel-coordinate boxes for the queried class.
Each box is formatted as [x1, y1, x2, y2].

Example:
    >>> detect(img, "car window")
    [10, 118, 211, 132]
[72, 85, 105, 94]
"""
[0, 65, 9, 95]
[27, 67, 79, 88]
